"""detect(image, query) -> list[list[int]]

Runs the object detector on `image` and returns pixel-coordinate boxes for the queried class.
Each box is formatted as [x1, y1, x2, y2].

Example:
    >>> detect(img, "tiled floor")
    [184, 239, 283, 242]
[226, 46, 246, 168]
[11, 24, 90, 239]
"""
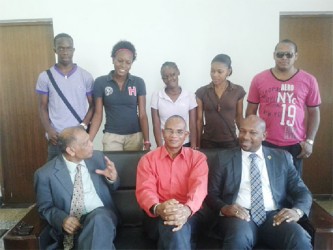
[313, 194, 333, 216]
[0, 205, 33, 250]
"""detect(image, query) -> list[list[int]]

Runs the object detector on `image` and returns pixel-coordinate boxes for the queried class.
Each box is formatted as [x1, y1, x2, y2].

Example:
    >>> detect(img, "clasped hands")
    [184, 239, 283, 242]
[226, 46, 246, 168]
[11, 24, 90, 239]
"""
[156, 199, 192, 232]
[221, 204, 301, 226]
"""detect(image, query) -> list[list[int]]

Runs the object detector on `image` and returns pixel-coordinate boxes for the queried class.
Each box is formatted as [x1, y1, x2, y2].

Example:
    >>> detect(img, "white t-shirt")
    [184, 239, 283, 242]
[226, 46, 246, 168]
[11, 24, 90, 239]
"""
[150, 87, 197, 144]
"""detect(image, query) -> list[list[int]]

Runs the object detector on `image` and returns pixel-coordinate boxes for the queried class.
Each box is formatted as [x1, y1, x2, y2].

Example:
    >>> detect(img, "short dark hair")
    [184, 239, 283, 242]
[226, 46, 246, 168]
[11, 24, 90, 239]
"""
[54, 33, 73, 47]
[57, 126, 84, 153]
[160, 61, 180, 75]
[211, 54, 233, 76]
[111, 40, 137, 61]
[275, 39, 298, 53]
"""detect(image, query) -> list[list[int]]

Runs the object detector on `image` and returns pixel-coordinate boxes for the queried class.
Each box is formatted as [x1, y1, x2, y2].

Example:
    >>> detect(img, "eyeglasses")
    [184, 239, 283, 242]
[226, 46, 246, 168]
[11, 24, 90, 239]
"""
[275, 52, 294, 59]
[164, 128, 186, 136]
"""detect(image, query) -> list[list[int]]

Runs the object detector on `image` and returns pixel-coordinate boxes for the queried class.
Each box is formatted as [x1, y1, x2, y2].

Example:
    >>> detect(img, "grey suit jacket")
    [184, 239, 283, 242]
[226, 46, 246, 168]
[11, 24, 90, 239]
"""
[205, 146, 312, 216]
[34, 150, 120, 234]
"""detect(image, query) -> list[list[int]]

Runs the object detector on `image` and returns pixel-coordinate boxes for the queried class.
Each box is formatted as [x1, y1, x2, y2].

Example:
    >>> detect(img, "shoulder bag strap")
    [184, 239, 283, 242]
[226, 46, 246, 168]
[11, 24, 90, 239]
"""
[46, 69, 82, 123]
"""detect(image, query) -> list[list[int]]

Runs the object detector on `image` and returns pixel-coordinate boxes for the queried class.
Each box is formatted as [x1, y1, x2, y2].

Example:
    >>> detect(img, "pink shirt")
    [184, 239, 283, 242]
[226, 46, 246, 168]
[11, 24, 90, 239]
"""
[247, 69, 321, 146]
[136, 146, 208, 217]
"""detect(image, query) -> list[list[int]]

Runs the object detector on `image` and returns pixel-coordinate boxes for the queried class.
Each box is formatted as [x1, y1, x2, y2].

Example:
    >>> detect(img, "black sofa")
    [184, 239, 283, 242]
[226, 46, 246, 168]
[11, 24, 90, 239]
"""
[5, 149, 315, 249]
[111, 149, 220, 249]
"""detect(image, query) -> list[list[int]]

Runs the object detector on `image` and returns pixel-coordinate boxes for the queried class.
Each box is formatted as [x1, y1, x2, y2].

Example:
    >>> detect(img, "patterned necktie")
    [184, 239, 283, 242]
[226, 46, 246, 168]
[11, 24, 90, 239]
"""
[63, 164, 85, 250]
[249, 153, 266, 226]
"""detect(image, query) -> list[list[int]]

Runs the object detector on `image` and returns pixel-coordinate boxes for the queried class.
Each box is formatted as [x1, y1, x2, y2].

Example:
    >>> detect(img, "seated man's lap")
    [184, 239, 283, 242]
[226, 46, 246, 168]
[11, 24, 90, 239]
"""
[259, 211, 312, 249]
[143, 212, 202, 245]
[214, 211, 312, 249]
[82, 207, 118, 226]
[215, 216, 258, 248]
[77, 207, 118, 247]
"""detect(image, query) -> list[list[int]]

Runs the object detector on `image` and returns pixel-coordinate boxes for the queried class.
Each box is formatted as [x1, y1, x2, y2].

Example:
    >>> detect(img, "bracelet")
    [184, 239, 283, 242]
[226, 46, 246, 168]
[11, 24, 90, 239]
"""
[144, 141, 151, 144]
[153, 203, 160, 216]
[105, 176, 115, 183]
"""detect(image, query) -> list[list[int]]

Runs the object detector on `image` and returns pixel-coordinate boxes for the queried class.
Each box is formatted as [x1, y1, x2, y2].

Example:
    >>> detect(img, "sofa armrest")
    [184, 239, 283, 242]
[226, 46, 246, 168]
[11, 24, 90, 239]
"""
[4, 204, 52, 250]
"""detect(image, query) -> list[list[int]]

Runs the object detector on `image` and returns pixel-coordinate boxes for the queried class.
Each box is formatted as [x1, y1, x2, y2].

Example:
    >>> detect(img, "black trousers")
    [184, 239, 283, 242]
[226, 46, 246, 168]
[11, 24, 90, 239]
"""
[262, 141, 303, 176]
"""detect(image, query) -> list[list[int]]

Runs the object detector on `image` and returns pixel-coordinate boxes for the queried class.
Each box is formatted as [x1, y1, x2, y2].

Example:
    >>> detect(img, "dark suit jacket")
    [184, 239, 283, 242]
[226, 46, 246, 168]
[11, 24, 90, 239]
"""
[205, 146, 312, 217]
[34, 150, 120, 235]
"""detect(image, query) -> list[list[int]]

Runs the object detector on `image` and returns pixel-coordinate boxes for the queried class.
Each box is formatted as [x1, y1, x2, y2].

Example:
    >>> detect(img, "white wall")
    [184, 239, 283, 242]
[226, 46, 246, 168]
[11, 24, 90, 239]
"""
[1, 0, 333, 150]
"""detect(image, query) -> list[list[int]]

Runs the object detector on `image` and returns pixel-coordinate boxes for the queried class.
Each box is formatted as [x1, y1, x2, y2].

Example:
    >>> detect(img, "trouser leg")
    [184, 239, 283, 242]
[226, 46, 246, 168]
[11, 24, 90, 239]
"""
[215, 216, 257, 250]
[259, 211, 312, 250]
[77, 207, 118, 250]
[143, 212, 201, 250]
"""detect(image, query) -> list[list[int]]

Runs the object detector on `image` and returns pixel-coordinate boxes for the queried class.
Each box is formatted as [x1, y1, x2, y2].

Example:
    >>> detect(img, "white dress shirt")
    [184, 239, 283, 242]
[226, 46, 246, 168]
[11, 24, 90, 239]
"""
[235, 146, 277, 211]
[63, 156, 104, 214]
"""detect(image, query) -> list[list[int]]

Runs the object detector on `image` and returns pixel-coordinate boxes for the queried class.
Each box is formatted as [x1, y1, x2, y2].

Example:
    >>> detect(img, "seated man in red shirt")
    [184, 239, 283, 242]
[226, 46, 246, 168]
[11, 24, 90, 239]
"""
[136, 115, 208, 250]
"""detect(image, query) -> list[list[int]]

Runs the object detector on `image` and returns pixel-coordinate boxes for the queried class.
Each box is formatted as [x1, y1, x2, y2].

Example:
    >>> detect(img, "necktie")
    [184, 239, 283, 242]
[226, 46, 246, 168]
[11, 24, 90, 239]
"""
[63, 164, 85, 250]
[249, 153, 266, 226]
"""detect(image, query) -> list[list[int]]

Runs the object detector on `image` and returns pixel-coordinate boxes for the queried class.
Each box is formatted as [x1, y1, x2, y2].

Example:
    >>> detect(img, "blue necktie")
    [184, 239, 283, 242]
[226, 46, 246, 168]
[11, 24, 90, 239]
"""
[249, 153, 266, 226]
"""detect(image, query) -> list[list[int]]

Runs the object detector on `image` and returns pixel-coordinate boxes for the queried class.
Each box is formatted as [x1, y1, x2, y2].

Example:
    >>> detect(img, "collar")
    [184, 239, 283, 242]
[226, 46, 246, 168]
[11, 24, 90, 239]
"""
[241, 146, 264, 160]
[269, 68, 300, 82]
[160, 145, 185, 159]
[206, 80, 235, 90]
[62, 155, 86, 174]
[106, 70, 134, 83]
[159, 87, 185, 99]
[54, 64, 77, 78]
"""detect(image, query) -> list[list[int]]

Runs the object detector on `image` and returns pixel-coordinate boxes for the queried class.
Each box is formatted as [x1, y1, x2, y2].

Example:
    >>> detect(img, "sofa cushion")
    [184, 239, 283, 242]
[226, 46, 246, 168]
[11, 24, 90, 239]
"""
[113, 190, 144, 226]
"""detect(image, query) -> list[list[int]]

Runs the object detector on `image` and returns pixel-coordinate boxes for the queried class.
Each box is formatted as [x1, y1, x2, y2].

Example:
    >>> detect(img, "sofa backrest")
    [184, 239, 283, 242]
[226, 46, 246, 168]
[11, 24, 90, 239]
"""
[105, 151, 147, 226]
[105, 149, 220, 226]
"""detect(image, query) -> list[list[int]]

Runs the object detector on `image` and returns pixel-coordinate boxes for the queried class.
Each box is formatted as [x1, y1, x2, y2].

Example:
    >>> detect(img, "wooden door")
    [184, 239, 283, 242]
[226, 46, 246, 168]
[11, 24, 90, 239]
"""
[280, 15, 333, 194]
[0, 20, 55, 203]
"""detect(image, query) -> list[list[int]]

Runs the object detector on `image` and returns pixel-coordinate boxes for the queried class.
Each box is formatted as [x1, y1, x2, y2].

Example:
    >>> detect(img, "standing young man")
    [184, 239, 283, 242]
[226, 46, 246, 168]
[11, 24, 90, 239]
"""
[36, 33, 94, 161]
[246, 39, 321, 175]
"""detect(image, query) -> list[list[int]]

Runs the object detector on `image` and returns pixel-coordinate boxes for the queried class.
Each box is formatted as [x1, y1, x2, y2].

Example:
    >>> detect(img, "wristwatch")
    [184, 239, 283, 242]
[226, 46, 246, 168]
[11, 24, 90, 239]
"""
[305, 139, 314, 145]
[293, 208, 304, 218]
[80, 122, 88, 130]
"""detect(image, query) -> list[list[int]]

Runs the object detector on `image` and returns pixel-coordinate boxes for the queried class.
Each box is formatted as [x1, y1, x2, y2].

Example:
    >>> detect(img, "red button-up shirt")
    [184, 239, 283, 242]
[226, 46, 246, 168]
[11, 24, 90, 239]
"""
[136, 146, 208, 217]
